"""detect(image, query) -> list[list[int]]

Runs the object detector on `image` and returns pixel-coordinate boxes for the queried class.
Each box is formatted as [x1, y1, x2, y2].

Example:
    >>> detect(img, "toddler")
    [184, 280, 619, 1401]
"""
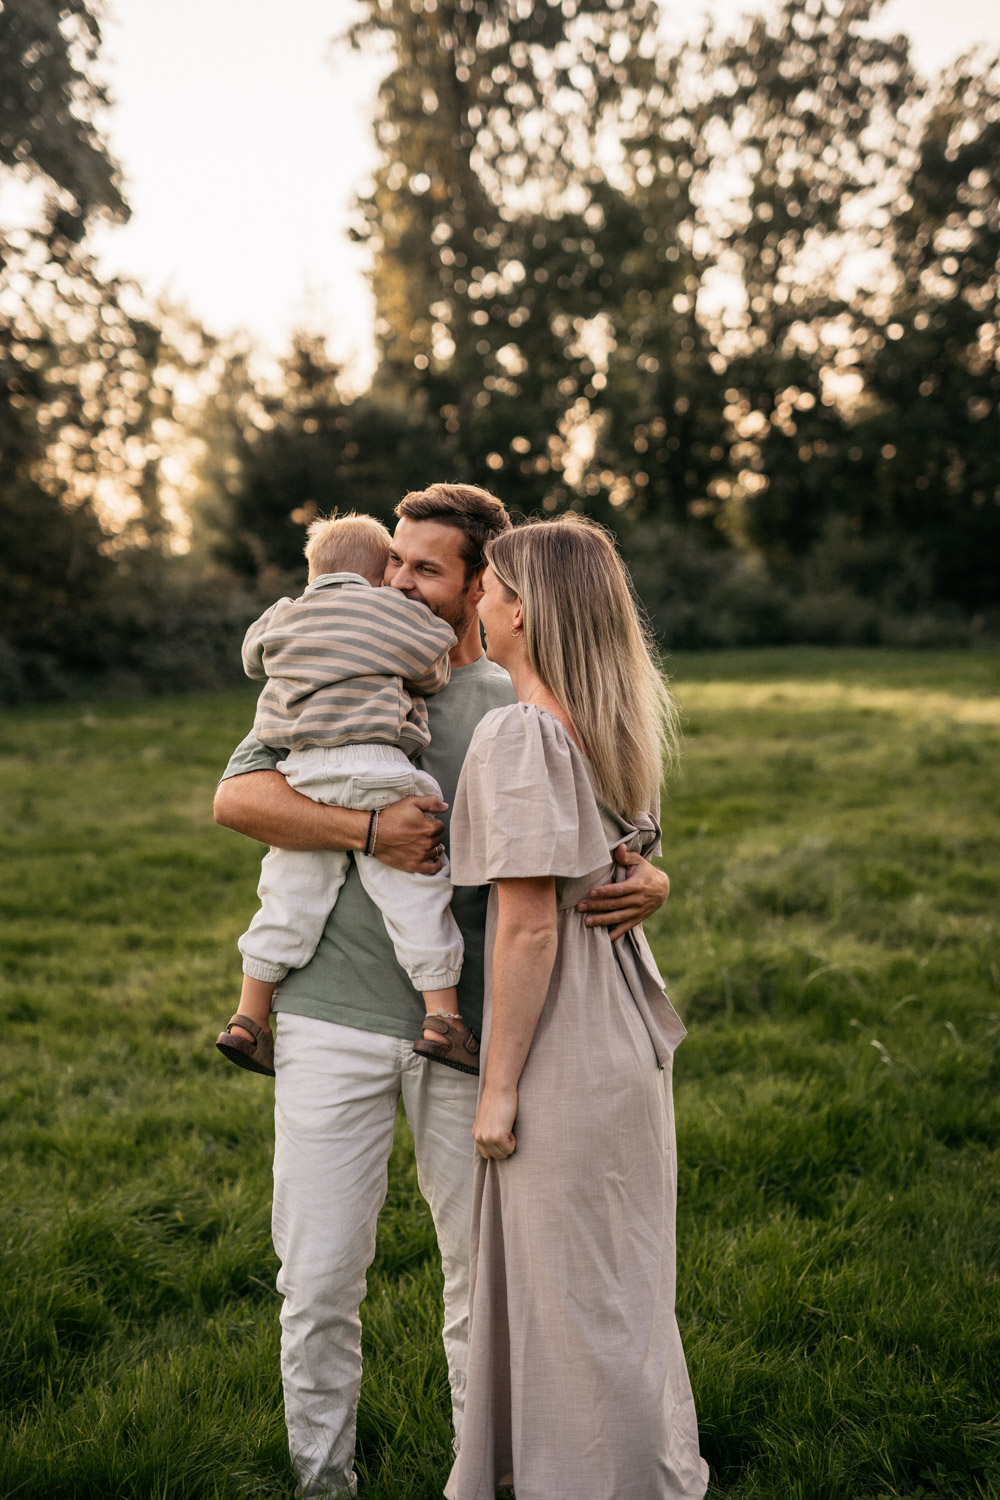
[216, 513, 480, 1078]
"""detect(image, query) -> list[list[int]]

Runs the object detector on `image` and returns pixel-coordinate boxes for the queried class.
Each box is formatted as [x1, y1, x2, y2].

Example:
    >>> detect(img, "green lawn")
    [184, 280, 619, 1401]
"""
[1, 649, 998, 1499]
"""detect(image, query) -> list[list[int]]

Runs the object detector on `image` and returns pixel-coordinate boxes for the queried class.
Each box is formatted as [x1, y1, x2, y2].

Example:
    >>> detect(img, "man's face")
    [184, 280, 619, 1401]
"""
[385, 517, 481, 638]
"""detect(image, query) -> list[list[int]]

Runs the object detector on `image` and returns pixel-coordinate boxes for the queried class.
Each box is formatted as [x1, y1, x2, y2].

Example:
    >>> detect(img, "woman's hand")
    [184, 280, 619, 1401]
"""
[473, 1084, 518, 1160]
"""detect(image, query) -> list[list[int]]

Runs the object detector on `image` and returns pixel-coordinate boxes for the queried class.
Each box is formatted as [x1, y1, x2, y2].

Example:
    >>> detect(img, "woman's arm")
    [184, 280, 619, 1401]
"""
[473, 875, 558, 1161]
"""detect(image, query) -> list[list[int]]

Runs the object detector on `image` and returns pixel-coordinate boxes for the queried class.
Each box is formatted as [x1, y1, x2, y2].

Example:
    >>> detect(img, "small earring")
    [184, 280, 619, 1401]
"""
[510, 626, 521, 637]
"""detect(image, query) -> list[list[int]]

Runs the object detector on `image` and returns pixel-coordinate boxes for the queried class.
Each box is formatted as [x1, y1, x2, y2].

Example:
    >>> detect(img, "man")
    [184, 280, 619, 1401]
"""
[213, 483, 671, 1498]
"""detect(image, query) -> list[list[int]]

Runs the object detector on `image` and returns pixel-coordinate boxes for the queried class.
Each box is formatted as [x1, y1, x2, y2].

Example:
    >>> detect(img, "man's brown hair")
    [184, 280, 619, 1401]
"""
[395, 483, 512, 577]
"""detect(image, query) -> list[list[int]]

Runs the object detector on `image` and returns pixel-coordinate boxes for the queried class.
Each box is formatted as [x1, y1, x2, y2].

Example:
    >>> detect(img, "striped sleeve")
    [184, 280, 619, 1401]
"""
[362, 591, 457, 680]
[404, 651, 451, 697]
[242, 599, 286, 681]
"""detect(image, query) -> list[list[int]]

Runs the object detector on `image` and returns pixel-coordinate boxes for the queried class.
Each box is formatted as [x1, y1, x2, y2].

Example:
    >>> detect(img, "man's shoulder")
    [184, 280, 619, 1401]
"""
[423, 659, 513, 744]
[476, 698, 522, 729]
[475, 657, 517, 691]
[442, 658, 516, 711]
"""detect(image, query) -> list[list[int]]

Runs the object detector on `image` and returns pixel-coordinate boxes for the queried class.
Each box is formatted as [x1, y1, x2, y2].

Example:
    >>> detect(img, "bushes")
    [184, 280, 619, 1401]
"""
[622, 520, 996, 651]
[6, 511, 996, 708]
[0, 556, 300, 706]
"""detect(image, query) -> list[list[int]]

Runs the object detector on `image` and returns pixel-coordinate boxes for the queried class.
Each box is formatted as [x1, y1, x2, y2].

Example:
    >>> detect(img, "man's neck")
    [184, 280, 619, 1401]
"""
[449, 618, 484, 669]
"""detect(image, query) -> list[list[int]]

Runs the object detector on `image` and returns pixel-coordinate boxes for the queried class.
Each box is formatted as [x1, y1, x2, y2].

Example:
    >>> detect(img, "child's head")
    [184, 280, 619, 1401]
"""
[304, 513, 392, 585]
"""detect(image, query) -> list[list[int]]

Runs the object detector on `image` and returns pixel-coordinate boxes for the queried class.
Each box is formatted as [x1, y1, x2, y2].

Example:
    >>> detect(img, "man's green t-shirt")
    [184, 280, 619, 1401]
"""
[220, 654, 516, 1040]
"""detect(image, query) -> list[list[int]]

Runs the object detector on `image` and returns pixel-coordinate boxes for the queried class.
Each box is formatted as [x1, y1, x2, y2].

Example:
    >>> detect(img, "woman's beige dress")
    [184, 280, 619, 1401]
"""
[445, 704, 708, 1500]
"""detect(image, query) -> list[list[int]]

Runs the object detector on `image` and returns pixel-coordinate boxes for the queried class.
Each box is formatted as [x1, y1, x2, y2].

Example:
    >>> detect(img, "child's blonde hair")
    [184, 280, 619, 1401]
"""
[304, 513, 392, 583]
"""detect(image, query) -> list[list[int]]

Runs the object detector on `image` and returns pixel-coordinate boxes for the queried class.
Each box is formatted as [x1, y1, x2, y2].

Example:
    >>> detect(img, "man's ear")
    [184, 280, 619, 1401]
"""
[468, 567, 486, 604]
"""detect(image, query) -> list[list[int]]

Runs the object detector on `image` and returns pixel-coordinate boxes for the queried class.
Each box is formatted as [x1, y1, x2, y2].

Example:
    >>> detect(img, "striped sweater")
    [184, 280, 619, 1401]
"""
[243, 572, 457, 756]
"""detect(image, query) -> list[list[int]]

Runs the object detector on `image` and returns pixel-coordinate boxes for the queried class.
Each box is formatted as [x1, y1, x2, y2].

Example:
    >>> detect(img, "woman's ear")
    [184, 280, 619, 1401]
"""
[512, 598, 524, 633]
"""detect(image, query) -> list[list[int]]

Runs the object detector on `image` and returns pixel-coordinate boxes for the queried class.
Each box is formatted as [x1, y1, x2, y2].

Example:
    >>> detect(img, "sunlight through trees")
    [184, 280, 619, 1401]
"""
[2, 0, 998, 698]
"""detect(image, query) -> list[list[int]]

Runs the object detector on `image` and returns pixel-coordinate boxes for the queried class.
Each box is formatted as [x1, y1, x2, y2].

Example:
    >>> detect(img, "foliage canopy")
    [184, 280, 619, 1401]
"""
[1, 0, 998, 698]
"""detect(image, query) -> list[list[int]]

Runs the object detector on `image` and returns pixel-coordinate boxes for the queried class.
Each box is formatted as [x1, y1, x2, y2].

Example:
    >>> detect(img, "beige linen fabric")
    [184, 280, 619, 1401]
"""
[446, 704, 708, 1500]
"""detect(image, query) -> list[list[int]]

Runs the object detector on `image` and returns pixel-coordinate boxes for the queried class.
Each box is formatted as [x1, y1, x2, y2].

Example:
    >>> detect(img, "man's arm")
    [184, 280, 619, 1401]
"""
[575, 846, 671, 942]
[213, 771, 447, 873]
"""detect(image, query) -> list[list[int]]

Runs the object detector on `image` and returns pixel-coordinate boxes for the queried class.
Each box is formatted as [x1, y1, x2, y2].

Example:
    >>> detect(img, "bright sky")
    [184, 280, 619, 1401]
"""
[94, 0, 1000, 384]
[95, 0, 386, 382]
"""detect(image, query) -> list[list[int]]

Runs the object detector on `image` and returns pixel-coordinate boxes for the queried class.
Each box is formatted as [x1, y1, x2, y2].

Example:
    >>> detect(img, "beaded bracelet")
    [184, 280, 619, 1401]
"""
[363, 808, 377, 856]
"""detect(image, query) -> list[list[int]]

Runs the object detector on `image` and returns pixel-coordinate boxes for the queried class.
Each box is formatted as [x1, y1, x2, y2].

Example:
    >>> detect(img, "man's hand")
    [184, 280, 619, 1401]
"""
[576, 846, 671, 942]
[375, 796, 447, 874]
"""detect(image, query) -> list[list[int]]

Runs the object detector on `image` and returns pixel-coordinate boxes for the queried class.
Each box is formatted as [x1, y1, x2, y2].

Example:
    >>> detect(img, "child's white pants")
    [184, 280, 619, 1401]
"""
[238, 743, 463, 993]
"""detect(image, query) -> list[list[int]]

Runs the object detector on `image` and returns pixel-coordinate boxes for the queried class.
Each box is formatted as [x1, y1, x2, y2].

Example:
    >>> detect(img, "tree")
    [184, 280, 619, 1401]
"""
[0, 0, 126, 237]
[852, 53, 1000, 609]
[654, 0, 918, 562]
[217, 331, 443, 579]
[345, 0, 675, 516]
[0, 0, 190, 691]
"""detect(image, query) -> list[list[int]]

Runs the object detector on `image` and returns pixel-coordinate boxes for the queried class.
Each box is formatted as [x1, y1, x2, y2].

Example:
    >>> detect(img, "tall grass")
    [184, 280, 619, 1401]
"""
[1, 650, 997, 1498]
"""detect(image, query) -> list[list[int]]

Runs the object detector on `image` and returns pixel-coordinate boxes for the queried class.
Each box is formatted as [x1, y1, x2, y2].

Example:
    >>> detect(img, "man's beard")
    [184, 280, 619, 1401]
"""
[432, 582, 477, 640]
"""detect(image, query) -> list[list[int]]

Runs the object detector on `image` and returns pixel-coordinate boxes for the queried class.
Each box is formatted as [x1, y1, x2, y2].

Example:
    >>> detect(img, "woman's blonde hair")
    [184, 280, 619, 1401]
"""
[485, 514, 679, 821]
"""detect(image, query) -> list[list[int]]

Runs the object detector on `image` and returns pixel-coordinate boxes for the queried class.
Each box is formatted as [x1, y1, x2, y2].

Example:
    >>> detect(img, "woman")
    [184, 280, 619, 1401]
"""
[445, 516, 708, 1500]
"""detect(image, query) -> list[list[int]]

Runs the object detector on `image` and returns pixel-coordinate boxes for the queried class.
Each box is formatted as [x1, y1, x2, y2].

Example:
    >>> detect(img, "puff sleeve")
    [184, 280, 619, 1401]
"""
[450, 704, 611, 885]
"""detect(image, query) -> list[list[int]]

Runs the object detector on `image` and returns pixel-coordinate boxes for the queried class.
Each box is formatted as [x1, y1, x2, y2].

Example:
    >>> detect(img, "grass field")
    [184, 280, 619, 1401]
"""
[1, 648, 998, 1499]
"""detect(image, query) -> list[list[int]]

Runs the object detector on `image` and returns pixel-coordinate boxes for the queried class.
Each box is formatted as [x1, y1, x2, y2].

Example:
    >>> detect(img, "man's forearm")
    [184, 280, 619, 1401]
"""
[213, 770, 367, 851]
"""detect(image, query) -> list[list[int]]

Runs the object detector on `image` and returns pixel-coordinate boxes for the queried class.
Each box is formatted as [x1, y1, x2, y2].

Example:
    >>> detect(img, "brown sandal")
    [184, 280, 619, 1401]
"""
[412, 1013, 480, 1075]
[216, 1013, 275, 1076]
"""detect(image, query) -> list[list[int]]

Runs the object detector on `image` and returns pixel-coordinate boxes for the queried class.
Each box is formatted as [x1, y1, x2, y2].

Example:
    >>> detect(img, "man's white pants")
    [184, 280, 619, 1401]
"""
[273, 1014, 478, 1499]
